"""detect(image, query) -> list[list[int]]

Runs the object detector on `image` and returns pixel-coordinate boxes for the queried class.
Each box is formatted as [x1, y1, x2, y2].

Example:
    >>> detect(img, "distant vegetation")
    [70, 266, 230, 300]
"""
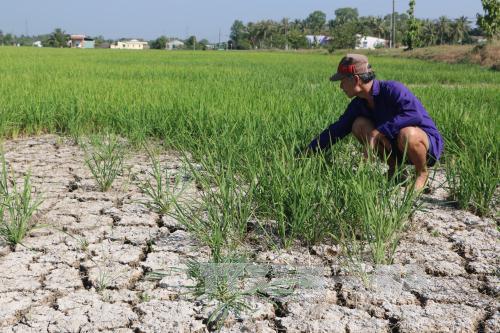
[1, 1, 498, 50]
[227, 3, 496, 51]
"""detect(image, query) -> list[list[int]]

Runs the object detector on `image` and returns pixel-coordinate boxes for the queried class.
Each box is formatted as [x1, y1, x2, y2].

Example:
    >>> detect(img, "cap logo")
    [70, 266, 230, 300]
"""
[338, 64, 356, 75]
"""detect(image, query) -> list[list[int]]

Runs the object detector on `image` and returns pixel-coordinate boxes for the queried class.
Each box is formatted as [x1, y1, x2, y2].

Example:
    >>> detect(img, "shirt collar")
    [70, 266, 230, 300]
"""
[371, 79, 380, 96]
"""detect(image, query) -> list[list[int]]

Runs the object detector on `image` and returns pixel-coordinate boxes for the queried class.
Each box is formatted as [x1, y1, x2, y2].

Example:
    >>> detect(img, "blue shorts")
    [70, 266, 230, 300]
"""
[390, 133, 438, 167]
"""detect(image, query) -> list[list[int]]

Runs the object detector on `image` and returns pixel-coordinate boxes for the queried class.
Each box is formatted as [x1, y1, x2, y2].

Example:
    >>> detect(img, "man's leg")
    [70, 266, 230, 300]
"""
[397, 127, 430, 191]
[352, 117, 397, 171]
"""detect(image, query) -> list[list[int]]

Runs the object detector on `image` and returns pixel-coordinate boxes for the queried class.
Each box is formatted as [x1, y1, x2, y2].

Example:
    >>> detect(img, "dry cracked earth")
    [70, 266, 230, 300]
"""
[0, 135, 498, 333]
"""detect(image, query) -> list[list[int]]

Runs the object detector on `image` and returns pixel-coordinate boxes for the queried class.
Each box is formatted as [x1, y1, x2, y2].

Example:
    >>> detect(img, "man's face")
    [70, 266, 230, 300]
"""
[339, 75, 359, 98]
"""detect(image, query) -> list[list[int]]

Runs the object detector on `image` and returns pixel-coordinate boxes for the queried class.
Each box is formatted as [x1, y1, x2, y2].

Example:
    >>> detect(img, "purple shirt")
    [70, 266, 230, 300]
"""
[308, 79, 444, 161]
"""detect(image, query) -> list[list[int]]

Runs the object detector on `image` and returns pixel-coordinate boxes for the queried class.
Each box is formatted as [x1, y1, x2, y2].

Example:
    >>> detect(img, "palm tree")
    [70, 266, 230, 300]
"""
[247, 22, 259, 49]
[421, 19, 438, 46]
[291, 19, 305, 34]
[261, 20, 277, 48]
[451, 16, 471, 44]
[437, 16, 451, 45]
[372, 17, 387, 39]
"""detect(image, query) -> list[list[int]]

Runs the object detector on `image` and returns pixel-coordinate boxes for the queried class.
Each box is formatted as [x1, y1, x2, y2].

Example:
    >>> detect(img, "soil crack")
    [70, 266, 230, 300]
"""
[272, 298, 289, 333]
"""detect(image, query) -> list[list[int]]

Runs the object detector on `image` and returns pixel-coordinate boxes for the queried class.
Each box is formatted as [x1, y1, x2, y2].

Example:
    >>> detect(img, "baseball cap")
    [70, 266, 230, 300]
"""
[330, 54, 372, 81]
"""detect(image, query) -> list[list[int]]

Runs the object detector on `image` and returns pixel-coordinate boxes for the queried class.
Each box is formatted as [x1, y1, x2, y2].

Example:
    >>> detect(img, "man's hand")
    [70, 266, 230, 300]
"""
[368, 130, 384, 149]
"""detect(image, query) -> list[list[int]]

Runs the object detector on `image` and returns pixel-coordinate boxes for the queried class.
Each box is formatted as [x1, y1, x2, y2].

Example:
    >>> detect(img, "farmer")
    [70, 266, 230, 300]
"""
[306, 54, 443, 191]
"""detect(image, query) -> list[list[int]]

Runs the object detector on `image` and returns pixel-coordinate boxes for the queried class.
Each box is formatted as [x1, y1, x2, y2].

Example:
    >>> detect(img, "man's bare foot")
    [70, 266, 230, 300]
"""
[414, 171, 429, 192]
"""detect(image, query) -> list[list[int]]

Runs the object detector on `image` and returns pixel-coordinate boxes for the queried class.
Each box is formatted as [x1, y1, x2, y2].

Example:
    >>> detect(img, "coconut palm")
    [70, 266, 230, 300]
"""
[451, 16, 471, 44]
[437, 16, 451, 45]
[372, 17, 387, 39]
[421, 19, 438, 46]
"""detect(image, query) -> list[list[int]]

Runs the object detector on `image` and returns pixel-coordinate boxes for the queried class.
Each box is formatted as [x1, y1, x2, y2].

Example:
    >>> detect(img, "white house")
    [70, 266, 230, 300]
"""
[68, 35, 95, 48]
[165, 39, 184, 50]
[355, 35, 387, 49]
[111, 39, 148, 50]
[33, 41, 43, 47]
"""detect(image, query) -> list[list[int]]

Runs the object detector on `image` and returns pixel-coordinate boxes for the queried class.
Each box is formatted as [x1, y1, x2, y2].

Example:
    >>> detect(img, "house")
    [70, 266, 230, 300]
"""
[470, 36, 487, 44]
[111, 39, 149, 50]
[69, 35, 95, 48]
[355, 35, 387, 49]
[305, 35, 331, 47]
[165, 39, 184, 50]
[33, 41, 43, 47]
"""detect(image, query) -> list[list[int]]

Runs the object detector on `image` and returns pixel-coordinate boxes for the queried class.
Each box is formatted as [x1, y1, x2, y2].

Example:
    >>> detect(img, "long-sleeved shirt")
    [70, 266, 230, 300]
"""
[308, 79, 444, 161]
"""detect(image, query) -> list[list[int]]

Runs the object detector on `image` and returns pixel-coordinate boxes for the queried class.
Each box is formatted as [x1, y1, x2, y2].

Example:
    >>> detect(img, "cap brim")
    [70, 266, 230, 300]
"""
[329, 72, 346, 81]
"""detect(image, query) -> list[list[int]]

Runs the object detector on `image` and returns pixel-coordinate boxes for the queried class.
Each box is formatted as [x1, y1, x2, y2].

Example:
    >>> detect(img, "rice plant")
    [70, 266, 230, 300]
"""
[82, 134, 126, 192]
[0, 47, 498, 258]
[170, 147, 257, 262]
[446, 143, 499, 217]
[0, 154, 43, 247]
[137, 147, 185, 214]
[350, 161, 418, 264]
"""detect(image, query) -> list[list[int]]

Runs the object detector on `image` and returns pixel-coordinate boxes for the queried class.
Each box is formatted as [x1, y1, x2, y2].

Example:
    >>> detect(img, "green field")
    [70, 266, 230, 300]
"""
[0, 47, 498, 263]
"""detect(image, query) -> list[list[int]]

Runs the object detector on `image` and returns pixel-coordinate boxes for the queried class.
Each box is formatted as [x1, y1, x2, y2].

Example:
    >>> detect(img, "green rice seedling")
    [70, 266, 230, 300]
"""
[248, 148, 331, 247]
[330, 147, 418, 265]
[347, 157, 418, 264]
[172, 148, 257, 262]
[94, 267, 124, 293]
[83, 134, 125, 192]
[0, 48, 498, 258]
[0, 154, 43, 247]
[137, 147, 185, 214]
[446, 142, 499, 217]
[56, 227, 90, 252]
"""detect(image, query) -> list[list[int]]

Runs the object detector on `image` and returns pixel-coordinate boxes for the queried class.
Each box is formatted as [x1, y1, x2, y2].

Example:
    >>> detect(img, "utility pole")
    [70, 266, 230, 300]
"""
[391, 0, 396, 48]
[284, 18, 289, 51]
[218, 28, 221, 49]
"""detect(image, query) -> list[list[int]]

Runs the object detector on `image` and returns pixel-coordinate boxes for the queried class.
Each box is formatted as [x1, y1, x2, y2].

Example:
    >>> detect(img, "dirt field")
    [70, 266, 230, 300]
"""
[0, 135, 498, 332]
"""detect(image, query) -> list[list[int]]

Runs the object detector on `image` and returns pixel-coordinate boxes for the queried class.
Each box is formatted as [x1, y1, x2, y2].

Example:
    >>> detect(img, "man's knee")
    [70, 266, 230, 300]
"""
[397, 127, 427, 152]
[352, 117, 374, 141]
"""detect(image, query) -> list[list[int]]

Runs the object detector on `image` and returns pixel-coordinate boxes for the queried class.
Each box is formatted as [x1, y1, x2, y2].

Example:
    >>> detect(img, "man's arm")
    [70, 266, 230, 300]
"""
[376, 82, 424, 140]
[307, 103, 361, 152]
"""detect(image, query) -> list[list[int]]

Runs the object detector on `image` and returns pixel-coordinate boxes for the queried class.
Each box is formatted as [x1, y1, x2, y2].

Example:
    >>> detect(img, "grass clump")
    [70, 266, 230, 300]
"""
[0, 154, 43, 247]
[137, 147, 185, 214]
[172, 150, 256, 263]
[83, 134, 126, 192]
[446, 143, 499, 217]
[342, 160, 418, 264]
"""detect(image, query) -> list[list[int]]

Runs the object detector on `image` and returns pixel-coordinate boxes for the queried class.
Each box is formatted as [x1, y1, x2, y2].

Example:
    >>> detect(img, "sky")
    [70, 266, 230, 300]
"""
[0, 1, 484, 42]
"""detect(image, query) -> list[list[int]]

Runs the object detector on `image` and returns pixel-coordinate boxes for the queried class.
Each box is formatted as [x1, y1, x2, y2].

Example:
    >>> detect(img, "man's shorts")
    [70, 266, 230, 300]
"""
[390, 133, 438, 167]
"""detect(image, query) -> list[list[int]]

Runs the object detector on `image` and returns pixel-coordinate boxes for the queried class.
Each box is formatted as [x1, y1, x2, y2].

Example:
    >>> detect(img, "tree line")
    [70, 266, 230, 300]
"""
[0, 28, 118, 48]
[0, 28, 213, 50]
[1, 1, 498, 50]
[229, 6, 494, 51]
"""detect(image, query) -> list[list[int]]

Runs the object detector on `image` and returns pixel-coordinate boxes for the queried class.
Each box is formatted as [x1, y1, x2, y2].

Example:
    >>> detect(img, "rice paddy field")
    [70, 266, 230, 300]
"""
[0, 47, 499, 332]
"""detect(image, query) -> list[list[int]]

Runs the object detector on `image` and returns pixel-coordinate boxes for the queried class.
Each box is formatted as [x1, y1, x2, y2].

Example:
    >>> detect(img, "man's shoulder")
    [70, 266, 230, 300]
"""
[377, 80, 411, 98]
[378, 80, 407, 92]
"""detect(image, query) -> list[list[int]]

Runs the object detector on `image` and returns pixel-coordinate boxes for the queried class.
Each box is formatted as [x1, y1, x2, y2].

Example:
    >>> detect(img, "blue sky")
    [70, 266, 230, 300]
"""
[1, 1, 483, 42]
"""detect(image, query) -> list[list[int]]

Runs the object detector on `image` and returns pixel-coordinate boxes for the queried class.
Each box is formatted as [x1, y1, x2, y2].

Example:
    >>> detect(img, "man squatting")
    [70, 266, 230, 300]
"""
[306, 54, 444, 191]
